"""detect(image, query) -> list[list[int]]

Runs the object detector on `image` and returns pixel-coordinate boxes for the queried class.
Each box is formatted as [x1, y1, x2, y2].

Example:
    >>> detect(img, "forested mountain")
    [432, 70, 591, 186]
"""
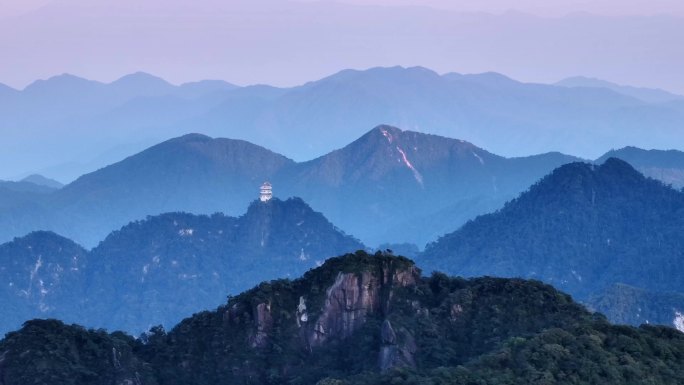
[0, 127, 580, 247]
[0, 197, 363, 335]
[1, 252, 682, 385]
[420, 158, 684, 328]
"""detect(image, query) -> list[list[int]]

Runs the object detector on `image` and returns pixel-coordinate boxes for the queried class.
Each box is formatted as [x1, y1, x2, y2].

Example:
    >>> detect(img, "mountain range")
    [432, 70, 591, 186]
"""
[2, 66, 683, 182]
[0, 126, 583, 248]
[2, 125, 684, 249]
[1, 253, 683, 385]
[556, 76, 684, 104]
[3, 156, 684, 336]
[0, 197, 363, 335]
[420, 158, 684, 330]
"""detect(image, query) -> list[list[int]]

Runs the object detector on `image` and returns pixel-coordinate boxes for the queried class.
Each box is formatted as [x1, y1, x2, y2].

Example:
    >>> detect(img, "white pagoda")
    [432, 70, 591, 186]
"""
[259, 181, 273, 202]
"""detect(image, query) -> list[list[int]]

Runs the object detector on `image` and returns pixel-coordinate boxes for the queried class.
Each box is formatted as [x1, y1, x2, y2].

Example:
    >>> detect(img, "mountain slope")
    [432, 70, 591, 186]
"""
[0, 231, 87, 333]
[1, 253, 683, 385]
[421, 158, 684, 301]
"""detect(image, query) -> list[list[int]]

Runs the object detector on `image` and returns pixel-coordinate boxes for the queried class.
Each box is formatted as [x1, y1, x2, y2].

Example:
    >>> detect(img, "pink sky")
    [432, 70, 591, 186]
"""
[1, 0, 683, 92]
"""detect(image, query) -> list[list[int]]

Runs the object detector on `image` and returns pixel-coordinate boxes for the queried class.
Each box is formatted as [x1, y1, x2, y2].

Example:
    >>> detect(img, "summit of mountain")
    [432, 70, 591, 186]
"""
[107, 71, 175, 97]
[20, 174, 64, 189]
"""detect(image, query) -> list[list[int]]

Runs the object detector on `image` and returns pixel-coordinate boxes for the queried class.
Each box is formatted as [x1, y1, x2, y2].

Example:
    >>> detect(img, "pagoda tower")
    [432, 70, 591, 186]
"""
[259, 181, 273, 202]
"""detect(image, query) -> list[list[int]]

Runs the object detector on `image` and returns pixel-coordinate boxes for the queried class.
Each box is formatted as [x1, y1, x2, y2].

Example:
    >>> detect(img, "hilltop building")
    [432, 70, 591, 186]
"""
[260, 182, 273, 202]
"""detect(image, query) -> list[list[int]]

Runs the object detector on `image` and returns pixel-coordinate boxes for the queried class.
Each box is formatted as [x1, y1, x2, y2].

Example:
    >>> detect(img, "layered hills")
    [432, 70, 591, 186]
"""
[2, 126, 683, 250]
[597, 146, 684, 189]
[0, 126, 580, 248]
[2, 66, 683, 181]
[0, 197, 363, 335]
[1, 253, 682, 385]
[421, 158, 684, 329]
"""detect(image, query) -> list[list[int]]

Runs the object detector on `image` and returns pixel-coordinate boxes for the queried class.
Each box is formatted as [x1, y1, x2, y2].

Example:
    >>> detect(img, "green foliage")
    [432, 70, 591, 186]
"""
[1, 253, 683, 385]
[0, 319, 157, 385]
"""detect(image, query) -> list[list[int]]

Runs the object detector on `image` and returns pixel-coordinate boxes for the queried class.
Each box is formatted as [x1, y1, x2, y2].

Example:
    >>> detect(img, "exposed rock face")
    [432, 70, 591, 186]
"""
[307, 262, 419, 348]
[249, 302, 273, 348]
[675, 311, 684, 333]
[296, 296, 309, 327]
[0, 349, 7, 385]
[378, 320, 416, 372]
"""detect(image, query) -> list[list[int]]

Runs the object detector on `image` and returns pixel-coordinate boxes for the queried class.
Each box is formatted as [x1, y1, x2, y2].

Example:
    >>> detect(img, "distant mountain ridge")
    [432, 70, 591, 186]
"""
[20, 174, 63, 189]
[557, 76, 684, 104]
[2, 66, 683, 182]
[0, 197, 363, 335]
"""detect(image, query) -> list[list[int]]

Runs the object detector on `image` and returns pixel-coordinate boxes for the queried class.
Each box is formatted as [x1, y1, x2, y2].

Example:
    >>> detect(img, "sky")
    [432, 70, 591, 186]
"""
[304, 0, 684, 17]
[0, 0, 683, 92]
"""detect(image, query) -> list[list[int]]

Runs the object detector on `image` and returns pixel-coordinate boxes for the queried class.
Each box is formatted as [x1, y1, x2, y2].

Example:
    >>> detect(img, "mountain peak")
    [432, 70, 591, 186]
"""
[597, 156, 640, 175]
[111, 71, 170, 86]
[23, 73, 102, 93]
[314, 66, 441, 86]
[11, 230, 78, 245]
[168, 132, 214, 143]
[108, 72, 175, 96]
[21, 174, 64, 189]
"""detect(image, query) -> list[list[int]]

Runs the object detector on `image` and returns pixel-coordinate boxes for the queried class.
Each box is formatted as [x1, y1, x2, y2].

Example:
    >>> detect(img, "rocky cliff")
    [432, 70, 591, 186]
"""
[142, 251, 599, 384]
[306, 261, 418, 348]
